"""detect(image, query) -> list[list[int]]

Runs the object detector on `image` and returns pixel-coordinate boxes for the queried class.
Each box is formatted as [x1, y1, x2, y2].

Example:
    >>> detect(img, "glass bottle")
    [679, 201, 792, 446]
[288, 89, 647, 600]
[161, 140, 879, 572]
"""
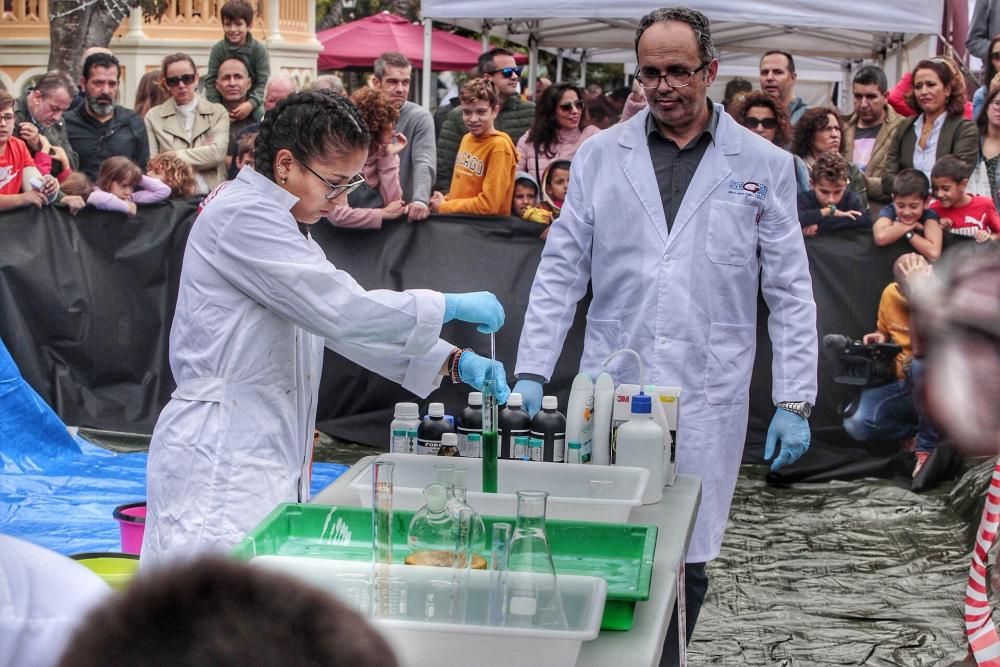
[405, 483, 457, 567]
[449, 467, 486, 564]
[506, 490, 567, 629]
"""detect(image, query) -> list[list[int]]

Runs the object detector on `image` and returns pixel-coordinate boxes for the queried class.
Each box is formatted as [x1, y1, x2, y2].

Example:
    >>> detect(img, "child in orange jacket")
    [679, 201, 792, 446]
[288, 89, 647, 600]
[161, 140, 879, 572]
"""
[430, 79, 516, 216]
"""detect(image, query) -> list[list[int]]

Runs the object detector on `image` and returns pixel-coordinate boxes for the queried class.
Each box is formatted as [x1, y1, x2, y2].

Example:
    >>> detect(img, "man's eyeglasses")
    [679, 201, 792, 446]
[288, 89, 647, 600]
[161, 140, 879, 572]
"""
[634, 62, 710, 89]
[487, 67, 522, 79]
[165, 73, 196, 88]
[742, 117, 778, 130]
[293, 156, 365, 200]
[559, 100, 585, 112]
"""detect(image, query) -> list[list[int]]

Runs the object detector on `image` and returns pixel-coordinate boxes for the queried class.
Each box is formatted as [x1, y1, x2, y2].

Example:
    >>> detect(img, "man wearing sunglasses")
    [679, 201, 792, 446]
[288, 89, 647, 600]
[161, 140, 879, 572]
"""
[64, 52, 149, 181]
[512, 8, 816, 664]
[435, 47, 535, 193]
[841, 65, 906, 212]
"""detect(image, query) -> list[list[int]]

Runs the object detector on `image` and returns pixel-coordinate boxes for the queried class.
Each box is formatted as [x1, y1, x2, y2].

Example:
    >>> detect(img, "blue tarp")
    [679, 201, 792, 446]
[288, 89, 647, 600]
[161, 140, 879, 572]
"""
[0, 334, 346, 555]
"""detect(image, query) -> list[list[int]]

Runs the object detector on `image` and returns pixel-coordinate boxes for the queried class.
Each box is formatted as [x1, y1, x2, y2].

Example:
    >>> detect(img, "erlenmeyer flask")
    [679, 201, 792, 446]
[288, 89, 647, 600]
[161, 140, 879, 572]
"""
[506, 490, 568, 629]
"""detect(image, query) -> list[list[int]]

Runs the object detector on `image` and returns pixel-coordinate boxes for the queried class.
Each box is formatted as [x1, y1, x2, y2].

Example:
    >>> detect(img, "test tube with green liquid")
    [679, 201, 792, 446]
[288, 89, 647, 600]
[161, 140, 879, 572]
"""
[482, 334, 499, 493]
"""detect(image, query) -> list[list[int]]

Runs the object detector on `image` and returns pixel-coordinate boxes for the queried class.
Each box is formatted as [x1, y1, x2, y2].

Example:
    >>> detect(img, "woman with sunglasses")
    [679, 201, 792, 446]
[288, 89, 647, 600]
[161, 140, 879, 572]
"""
[973, 36, 1000, 122]
[516, 82, 600, 185]
[141, 90, 510, 567]
[144, 52, 230, 194]
[733, 92, 814, 190]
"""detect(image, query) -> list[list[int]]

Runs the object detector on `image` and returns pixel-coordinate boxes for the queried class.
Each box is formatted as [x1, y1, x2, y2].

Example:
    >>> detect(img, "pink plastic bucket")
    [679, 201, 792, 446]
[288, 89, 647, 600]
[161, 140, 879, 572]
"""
[113, 501, 146, 555]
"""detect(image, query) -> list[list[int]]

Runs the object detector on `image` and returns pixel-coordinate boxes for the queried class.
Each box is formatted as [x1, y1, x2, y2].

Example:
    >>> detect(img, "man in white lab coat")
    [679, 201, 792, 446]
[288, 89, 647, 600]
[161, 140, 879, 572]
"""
[512, 7, 817, 663]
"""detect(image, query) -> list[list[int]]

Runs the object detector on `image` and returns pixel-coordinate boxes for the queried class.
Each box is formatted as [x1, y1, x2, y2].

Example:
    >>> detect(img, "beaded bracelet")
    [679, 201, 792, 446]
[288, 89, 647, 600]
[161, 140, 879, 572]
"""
[448, 347, 471, 383]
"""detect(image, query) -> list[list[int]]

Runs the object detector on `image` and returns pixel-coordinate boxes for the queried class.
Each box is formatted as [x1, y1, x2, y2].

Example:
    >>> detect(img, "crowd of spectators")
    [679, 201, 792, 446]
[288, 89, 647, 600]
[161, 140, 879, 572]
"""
[3, 3, 999, 479]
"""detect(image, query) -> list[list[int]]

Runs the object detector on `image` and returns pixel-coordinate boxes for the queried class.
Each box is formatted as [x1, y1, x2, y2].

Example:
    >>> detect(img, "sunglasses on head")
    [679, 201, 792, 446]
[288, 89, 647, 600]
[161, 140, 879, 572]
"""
[559, 100, 585, 111]
[743, 117, 778, 130]
[165, 73, 196, 87]
[488, 67, 522, 79]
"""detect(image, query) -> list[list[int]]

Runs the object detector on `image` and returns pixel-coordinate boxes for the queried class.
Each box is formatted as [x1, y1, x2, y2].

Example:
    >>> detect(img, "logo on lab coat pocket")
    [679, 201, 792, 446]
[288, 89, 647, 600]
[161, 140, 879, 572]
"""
[728, 180, 768, 201]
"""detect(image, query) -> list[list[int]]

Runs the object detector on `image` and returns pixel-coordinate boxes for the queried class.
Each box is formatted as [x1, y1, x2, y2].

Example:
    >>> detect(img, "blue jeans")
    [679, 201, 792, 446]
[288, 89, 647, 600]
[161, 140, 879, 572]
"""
[842, 358, 938, 453]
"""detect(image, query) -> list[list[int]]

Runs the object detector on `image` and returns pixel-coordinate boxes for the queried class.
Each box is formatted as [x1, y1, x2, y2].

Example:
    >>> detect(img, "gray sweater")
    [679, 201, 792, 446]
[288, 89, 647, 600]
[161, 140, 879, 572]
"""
[968, 0, 1000, 59]
[396, 101, 436, 205]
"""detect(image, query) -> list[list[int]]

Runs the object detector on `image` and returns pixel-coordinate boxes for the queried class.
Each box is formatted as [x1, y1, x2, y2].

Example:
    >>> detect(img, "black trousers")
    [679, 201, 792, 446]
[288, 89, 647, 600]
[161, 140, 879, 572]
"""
[660, 562, 708, 666]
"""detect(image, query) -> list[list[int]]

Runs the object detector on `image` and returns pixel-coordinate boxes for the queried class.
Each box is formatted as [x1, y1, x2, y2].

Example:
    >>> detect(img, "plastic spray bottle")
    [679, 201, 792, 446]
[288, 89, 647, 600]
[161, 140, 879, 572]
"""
[564, 372, 594, 463]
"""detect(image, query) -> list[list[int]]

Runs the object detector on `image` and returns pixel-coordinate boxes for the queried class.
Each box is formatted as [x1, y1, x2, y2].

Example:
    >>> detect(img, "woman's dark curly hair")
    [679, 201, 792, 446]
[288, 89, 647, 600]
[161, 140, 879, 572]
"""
[254, 90, 370, 181]
[791, 106, 844, 159]
[524, 82, 589, 159]
[905, 59, 966, 118]
[350, 87, 400, 153]
[734, 91, 791, 147]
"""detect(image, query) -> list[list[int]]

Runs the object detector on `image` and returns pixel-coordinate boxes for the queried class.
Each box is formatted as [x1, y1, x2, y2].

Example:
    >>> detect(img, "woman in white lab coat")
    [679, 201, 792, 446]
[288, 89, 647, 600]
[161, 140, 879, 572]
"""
[141, 91, 509, 567]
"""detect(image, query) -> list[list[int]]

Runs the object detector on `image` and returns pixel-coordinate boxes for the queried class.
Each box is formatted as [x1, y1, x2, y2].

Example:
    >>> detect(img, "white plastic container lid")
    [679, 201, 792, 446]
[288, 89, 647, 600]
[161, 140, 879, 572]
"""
[542, 395, 558, 410]
[507, 393, 523, 407]
[441, 432, 458, 447]
[394, 402, 419, 419]
[428, 402, 445, 417]
[468, 392, 483, 406]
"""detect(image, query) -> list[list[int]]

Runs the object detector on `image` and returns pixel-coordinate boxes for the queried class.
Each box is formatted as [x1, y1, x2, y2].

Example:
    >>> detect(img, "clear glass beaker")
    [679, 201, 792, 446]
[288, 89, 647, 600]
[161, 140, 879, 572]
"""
[506, 490, 568, 629]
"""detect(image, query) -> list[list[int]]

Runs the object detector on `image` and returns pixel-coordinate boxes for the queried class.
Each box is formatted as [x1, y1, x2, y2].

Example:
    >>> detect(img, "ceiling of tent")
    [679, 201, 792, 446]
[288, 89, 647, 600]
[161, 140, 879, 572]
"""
[421, 0, 944, 60]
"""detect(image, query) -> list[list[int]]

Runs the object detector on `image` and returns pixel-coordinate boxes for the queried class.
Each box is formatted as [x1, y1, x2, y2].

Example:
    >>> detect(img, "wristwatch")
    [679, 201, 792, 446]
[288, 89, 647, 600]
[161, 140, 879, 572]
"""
[904, 231, 915, 240]
[777, 401, 812, 418]
[827, 204, 836, 216]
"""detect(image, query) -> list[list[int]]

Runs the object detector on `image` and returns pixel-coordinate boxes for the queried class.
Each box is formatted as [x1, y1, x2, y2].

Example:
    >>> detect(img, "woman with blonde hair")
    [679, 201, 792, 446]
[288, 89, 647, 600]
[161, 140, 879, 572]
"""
[144, 52, 230, 194]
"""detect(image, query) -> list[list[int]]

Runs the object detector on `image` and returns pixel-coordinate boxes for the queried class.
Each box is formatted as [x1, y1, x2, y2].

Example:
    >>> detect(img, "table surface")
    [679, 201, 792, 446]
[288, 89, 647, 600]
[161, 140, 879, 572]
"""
[312, 457, 701, 667]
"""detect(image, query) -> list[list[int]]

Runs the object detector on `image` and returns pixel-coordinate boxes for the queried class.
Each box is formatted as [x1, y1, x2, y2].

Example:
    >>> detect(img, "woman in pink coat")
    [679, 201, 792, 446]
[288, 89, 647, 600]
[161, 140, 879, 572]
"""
[516, 83, 600, 185]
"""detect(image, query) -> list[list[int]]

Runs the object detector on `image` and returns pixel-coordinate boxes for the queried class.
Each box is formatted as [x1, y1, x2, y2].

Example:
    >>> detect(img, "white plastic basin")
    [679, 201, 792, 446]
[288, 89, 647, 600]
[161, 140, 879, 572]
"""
[252, 555, 607, 667]
[347, 453, 649, 522]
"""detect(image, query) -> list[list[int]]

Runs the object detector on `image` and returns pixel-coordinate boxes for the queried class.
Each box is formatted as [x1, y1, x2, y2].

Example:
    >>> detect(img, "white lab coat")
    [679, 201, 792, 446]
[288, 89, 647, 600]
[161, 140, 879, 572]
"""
[141, 168, 454, 567]
[515, 105, 817, 563]
[0, 535, 111, 667]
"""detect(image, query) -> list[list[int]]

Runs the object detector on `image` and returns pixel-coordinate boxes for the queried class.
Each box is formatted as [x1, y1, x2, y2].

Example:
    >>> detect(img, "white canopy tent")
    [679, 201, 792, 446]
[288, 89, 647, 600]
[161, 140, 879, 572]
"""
[417, 0, 945, 109]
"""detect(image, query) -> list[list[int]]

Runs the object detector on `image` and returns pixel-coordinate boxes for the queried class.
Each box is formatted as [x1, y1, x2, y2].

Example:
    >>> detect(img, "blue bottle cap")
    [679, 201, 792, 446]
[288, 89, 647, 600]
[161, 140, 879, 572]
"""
[631, 393, 652, 414]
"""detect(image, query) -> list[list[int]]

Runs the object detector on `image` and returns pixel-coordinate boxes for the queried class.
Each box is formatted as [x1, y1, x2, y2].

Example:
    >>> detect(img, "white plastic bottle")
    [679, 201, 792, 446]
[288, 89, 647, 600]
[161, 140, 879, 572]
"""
[614, 393, 664, 504]
[390, 402, 421, 454]
[565, 372, 594, 463]
[591, 372, 615, 465]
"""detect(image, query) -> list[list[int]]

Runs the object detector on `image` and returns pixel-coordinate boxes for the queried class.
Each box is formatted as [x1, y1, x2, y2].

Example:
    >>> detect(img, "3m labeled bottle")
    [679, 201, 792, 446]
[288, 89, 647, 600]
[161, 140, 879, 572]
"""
[457, 392, 483, 457]
[530, 396, 566, 463]
[417, 402, 454, 455]
[498, 393, 532, 460]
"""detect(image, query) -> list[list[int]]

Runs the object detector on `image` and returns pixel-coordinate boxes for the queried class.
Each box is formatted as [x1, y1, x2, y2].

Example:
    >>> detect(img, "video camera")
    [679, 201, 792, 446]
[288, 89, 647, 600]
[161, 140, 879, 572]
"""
[823, 334, 902, 388]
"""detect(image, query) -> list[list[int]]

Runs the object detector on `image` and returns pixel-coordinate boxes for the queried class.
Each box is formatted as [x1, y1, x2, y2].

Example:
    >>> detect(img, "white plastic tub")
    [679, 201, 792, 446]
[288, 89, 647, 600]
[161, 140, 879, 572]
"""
[252, 556, 607, 667]
[348, 453, 649, 522]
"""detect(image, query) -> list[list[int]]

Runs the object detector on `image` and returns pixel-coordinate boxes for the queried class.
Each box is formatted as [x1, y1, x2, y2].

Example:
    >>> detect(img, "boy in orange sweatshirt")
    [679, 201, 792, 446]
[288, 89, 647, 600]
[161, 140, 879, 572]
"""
[430, 79, 516, 216]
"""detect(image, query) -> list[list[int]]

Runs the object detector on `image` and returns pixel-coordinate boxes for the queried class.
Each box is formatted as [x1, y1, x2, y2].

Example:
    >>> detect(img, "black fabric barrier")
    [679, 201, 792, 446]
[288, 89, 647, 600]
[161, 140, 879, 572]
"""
[0, 202, 979, 478]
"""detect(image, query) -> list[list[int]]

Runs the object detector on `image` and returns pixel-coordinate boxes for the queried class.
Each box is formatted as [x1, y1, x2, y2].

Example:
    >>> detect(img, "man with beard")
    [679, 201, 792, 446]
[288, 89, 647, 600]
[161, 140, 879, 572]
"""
[64, 52, 148, 181]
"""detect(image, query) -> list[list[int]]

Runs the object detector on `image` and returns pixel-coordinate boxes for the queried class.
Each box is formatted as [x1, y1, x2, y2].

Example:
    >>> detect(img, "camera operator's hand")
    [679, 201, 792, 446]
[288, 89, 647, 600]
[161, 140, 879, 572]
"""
[765, 408, 811, 471]
[862, 332, 887, 345]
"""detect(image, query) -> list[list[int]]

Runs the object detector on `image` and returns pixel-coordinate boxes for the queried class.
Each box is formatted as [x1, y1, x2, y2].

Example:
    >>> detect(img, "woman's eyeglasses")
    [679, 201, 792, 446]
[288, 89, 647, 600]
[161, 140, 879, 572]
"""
[559, 100, 585, 111]
[743, 117, 778, 130]
[487, 67, 523, 79]
[165, 73, 196, 88]
[293, 156, 365, 200]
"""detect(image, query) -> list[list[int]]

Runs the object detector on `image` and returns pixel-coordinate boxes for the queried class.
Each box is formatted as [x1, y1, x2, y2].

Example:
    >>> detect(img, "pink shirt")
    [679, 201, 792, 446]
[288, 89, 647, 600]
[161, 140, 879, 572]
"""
[325, 152, 402, 230]
[86, 175, 171, 213]
[516, 125, 600, 184]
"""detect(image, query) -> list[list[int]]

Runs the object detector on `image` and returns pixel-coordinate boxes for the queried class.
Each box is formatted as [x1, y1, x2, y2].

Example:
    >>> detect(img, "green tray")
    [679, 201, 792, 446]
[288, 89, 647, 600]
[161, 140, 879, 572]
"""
[232, 503, 656, 631]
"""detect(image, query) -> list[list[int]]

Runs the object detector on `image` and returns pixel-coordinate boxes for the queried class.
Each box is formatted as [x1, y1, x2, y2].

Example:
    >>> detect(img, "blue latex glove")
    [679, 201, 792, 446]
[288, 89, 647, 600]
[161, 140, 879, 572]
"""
[764, 408, 811, 471]
[511, 379, 543, 417]
[443, 292, 505, 333]
[458, 351, 510, 404]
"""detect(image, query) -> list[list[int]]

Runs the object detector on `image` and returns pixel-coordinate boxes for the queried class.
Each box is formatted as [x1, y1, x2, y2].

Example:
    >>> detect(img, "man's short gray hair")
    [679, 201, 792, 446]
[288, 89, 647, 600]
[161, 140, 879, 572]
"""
[374, 52, 412, 79]
[634, 7, 716, 64]
[311, 74, 345, 95]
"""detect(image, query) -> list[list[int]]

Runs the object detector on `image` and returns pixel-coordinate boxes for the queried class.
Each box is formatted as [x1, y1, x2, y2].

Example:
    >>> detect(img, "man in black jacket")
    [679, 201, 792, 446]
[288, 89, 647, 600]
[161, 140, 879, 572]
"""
[63, 52, 148, 181]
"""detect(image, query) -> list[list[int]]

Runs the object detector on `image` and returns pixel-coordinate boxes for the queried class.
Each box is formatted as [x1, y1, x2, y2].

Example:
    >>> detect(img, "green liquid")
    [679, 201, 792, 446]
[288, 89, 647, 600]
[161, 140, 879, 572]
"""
[482, 430, 498, 493]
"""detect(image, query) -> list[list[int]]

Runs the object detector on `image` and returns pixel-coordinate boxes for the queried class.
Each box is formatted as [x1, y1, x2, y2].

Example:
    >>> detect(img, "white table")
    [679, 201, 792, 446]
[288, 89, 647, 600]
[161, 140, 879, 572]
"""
[313, 457, 701, 667]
